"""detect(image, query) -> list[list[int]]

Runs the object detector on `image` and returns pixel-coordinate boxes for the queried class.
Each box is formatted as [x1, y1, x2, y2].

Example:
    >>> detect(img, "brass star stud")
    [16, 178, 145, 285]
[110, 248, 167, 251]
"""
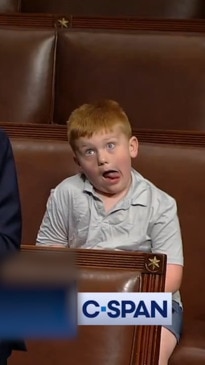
[148, 256, 160, 270]
[58, 18, 69, 28]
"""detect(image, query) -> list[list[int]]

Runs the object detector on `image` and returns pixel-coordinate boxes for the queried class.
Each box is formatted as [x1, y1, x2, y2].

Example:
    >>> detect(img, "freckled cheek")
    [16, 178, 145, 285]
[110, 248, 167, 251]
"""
[117, 156, 131, 169]
[81, 159, 96, 170]
[83, 164, 100, 178]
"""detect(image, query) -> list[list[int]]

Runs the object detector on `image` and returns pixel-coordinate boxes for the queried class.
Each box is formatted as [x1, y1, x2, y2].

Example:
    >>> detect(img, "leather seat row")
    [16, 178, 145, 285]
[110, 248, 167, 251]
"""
[1, 0, 205, 18]
[1, 25, 205, 131]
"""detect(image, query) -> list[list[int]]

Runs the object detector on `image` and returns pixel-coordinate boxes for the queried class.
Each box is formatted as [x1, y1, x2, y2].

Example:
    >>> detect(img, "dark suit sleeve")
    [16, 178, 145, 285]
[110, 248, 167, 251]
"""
[0, 131, 22, 257]
[0, 132, 26, 359]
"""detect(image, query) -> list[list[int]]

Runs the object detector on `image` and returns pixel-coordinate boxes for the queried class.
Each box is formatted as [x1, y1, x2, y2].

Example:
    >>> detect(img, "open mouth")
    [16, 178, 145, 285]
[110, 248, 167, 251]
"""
[102, 170, 120, 180]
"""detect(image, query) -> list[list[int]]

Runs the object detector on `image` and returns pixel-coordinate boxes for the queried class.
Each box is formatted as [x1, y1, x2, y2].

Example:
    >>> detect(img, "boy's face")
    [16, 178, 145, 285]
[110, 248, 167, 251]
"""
[74, 125, 138, 198]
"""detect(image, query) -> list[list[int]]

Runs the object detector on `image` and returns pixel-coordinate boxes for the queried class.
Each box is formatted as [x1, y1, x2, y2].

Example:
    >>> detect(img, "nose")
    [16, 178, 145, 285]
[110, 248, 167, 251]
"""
[97, 150, 108, 166]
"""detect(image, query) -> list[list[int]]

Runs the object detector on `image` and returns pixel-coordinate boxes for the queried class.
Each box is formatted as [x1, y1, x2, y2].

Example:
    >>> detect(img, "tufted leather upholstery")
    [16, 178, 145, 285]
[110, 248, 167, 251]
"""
[0, 27, 56, 124]
[55, 29, 205, 130]
[2, 26, 205, 130]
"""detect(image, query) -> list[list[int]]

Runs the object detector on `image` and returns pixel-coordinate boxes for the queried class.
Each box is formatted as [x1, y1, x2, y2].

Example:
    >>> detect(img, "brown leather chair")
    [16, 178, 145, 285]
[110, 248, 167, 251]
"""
[20, 0, 204, 18]
[55, 29, 205, 131]
[8, 245, 166, 365]
[136, 142, 205, 365]
[12, 138, 78, 244]
[0, 0, 20, 12]
[10, 136, 205, 364]
[0, 27, 56, 124]
[1, 25, 205, 131]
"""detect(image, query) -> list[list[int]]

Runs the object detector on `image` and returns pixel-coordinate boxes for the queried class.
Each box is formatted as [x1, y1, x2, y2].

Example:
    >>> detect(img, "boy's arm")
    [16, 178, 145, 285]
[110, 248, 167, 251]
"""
[0, 131, 22, 257]
[150, 196, 183, 293]
[165, 264, 183, 293]
[36, 189, 68, 247]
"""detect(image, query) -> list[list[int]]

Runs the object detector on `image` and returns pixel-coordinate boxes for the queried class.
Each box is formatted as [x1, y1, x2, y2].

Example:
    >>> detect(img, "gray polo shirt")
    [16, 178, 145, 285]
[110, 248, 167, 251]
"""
[37, 169, 183, 303]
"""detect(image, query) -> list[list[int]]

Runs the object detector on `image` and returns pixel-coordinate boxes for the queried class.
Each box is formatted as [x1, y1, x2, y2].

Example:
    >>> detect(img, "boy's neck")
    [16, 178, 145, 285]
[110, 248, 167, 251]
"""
[95, 177, 132, 213]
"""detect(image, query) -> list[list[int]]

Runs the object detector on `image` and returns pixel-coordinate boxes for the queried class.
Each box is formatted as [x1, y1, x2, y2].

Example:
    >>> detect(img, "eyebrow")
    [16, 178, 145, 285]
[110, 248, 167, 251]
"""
[79, 143, 94, 148]
[78, 134, 119, 148]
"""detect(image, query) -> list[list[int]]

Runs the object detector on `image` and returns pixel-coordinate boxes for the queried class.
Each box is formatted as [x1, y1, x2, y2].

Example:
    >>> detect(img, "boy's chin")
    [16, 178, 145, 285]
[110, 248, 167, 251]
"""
[94, 187, 117, 197]
[95, 186, 125, 197]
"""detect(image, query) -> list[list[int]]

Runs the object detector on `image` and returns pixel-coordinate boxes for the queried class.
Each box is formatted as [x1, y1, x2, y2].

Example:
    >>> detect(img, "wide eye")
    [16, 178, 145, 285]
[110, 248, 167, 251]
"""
[107, 142, 115, 150]
[85, 149, 95, 156]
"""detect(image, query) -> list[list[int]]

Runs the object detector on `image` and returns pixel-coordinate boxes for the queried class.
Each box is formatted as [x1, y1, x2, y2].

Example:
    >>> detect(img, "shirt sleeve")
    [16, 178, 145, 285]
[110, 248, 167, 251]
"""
[36, 188, 68, 247]
[149, 194, 184, 266]
[0, 131, 22, 257]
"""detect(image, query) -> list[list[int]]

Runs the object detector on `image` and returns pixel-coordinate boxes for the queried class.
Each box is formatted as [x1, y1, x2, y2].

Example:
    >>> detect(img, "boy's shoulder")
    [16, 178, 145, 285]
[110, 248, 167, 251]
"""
[53, 173, 85, 197]
[131, 169, 176, 208]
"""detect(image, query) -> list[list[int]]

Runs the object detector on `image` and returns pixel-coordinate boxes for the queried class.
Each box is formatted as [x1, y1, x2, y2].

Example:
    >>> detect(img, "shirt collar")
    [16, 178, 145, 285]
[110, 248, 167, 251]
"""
[82, 169, 148, 208]
[83, 175, 96, 195]
[129, 169, 148, 207]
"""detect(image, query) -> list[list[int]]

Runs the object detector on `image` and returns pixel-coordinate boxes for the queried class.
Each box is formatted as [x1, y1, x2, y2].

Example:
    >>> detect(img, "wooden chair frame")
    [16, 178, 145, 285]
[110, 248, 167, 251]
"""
[9, 244, 167, 365]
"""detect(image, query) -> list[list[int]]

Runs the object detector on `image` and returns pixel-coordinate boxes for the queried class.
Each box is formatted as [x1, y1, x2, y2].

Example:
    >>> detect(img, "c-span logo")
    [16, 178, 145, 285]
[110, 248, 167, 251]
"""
[78, 292, 172, 325]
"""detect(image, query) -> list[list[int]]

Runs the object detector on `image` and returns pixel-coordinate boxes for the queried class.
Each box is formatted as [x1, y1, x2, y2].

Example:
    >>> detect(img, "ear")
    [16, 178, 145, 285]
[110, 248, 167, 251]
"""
[129, 136, 138, 158]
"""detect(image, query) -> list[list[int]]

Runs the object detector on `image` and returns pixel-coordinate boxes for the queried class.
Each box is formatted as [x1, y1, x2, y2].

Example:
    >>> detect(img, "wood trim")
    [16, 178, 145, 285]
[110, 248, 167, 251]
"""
[70, 16, 205, 33]
[1, 14, 205, 33]
[0, 13, 58, 28]
[1, 123, 205, 147]
[0, 123, 68, 141]
[134, 129, 205, 146]
[21, 245, 166, 275]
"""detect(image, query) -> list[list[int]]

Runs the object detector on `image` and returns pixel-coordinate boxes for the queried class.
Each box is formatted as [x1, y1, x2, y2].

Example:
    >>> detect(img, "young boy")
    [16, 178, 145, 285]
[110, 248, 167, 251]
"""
[36, 100, 183, 365]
